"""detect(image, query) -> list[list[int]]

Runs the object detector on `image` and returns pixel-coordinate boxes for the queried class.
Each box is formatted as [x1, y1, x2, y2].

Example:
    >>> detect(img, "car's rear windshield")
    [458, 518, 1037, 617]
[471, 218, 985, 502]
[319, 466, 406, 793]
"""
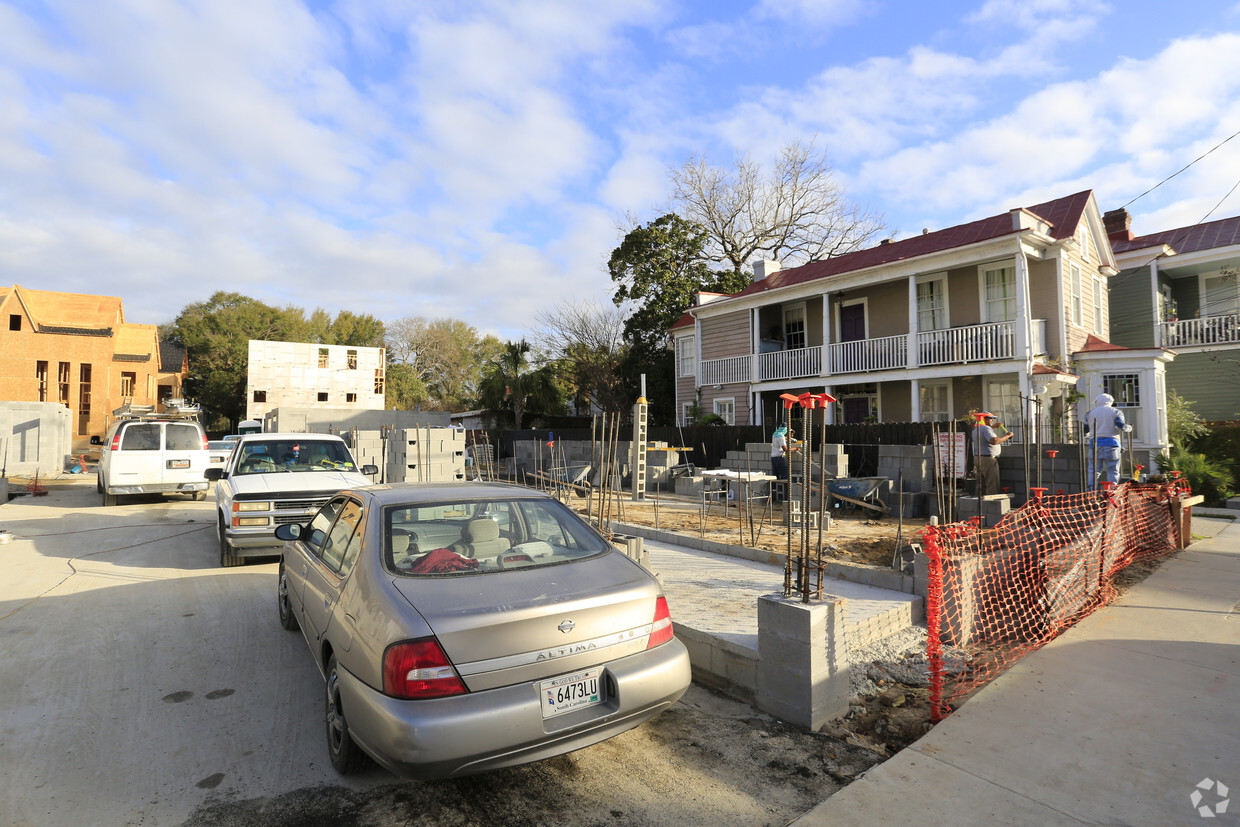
[385, 497, 611, 576]
[234, 439, 356, 475]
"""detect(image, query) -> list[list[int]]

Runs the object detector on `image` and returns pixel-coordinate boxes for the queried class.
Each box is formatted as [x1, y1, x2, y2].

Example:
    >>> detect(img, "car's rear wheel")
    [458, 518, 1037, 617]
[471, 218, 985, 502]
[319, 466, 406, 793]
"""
[326, 655, 370, 774]
[278, 561, 298, 631]
[218, 514, 242, 568]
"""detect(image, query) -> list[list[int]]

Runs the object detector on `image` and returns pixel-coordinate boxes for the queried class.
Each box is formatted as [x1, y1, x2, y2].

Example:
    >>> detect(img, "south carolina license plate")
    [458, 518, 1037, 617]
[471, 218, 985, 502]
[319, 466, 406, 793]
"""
[540, 668, 602, 718]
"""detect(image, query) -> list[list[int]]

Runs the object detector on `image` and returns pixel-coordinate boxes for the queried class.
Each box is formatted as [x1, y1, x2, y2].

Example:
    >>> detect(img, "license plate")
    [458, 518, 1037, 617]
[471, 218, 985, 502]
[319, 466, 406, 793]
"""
[540, 668, 602, 718]
[167, 459, 190, 469]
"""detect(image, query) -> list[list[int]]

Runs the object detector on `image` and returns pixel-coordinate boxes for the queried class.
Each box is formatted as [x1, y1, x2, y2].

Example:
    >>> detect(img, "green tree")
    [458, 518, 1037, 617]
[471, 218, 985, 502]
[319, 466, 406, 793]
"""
[609, 214, 749, 424]
[385, 316, 502, 411]
[1166, 389, 1209, 448]
[165, 292, 309, 428]
[478, 339, 564, 429]
[383, 362, 430, 410]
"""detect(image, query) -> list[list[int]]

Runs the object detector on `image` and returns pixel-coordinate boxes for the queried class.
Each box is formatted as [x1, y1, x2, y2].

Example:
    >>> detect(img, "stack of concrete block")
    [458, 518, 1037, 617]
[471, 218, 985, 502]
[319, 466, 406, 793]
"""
[388, 427, 466, 483]
[816, 444, 849, 479]
[953, 494, 1011, 527]
[343, 429, 385, 478]
[878, 445, 934, 492]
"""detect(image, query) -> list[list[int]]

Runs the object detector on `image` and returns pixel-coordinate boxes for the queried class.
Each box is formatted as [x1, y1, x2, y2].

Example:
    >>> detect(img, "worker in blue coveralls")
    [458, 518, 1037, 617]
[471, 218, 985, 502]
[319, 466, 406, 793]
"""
[770, 425, 798, 502]
[1085, 393, 1132, 487]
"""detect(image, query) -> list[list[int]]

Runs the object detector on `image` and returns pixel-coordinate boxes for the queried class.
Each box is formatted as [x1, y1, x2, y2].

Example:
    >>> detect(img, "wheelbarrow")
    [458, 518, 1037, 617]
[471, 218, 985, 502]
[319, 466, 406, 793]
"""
[825, 477, 889, 516]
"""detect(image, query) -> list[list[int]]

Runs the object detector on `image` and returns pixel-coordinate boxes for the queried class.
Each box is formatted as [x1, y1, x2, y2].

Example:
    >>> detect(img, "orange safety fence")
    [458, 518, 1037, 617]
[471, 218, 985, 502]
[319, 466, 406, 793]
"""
[922, 481, 1189, 722]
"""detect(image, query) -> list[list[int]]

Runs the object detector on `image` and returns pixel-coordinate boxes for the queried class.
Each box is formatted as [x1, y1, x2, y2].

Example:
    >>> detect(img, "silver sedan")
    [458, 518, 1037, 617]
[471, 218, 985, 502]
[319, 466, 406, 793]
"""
[274, 482, 691, 780]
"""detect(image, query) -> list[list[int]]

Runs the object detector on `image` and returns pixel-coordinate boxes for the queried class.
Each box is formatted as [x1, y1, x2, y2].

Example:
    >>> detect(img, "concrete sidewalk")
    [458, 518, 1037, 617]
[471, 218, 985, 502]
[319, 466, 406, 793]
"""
[793, 517, 1240, 826]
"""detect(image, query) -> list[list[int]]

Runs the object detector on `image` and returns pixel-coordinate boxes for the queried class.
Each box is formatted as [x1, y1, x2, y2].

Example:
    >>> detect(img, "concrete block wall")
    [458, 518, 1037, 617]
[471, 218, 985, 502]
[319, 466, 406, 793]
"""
[878, 445, 934, 492]
[343, 427, 466, 483]
[0, 402, 73, 478]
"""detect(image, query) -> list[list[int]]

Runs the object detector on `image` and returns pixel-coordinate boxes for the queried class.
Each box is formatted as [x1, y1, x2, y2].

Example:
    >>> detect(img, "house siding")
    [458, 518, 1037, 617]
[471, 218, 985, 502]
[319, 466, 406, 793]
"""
[947, 266, 981, 327]
[700, 310, 750, 361]
[1028, 258, 1061, 356]
[881, 381, 911, 421]
[1109, 267, 1156, 348]
[1166, 351, 1240, 421]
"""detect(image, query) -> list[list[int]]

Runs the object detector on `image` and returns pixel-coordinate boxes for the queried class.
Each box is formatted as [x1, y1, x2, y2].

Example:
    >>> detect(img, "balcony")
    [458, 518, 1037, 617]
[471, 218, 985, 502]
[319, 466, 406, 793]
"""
[1162, 313, 1240, 347]
[696, 319, 1044, 385]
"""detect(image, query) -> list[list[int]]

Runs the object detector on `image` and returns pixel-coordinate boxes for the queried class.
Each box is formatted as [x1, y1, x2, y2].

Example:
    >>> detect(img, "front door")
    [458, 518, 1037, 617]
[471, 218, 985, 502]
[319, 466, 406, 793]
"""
[843, 397, 870, 423]
[840, 304, 865, 342]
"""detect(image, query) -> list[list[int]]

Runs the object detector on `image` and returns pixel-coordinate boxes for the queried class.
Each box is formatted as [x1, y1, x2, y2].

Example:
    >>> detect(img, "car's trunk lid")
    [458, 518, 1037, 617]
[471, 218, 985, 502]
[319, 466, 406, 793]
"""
[389, 551, 661, 692]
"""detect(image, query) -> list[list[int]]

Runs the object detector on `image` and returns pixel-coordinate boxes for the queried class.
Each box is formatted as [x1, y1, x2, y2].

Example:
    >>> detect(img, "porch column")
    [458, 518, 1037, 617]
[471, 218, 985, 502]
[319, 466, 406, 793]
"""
[908, 276, 920, 369]
[751, 307, 761, 386]
[1015, 250, 1031, 361]
[910, 377, 921, 421]
[821, 293, 832, 377]
[1151, 260, 1163, 348]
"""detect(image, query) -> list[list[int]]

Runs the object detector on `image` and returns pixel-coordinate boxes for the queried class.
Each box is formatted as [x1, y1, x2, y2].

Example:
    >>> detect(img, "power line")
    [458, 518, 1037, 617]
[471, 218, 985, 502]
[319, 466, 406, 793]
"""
[1122, 128, 1240, 209]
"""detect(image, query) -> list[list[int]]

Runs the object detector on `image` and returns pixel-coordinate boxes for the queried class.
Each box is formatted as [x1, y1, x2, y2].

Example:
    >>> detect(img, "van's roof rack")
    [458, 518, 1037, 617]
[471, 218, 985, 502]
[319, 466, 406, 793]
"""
[113, 398, 202, 420]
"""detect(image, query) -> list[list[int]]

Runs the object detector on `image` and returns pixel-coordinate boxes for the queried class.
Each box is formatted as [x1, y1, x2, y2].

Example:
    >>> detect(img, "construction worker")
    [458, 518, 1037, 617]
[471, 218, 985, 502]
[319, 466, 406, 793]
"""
[1085, 393, 1132, 487]
[972, 412, 1012, 497]
[770, 425, 798, 502]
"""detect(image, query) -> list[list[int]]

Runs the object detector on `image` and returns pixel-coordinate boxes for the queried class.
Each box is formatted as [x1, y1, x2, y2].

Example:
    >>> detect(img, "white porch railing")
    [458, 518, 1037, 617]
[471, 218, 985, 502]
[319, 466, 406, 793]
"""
[917, 321, 1015, 366]
[759, 345, 822, 381]
[699, 354, 752, 385]
[826, 334, 907, 374]
[1162, 313, 1240, 347]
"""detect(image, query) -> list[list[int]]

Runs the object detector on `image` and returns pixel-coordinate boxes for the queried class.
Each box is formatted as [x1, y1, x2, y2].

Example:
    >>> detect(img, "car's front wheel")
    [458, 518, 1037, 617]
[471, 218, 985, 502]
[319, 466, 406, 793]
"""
[218, 514, 242, 568]
[325, 655, 370, 774]
[277, 561, 298, 631]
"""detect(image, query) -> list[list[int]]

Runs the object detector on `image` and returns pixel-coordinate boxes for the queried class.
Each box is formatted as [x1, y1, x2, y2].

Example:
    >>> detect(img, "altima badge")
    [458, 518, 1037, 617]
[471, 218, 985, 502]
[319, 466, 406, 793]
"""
[558, 619, 575, 634]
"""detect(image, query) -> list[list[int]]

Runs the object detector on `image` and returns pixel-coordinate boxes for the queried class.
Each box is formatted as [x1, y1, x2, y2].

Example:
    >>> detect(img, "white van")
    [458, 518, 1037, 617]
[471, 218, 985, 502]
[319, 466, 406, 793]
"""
[97, 412, 210, 506]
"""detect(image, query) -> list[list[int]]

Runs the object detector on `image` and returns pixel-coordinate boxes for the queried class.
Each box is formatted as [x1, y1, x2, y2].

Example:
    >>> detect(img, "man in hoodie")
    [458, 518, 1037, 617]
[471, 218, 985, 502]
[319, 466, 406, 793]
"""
[1085, 393, 1132, 487]
[770, 424, 797, 502]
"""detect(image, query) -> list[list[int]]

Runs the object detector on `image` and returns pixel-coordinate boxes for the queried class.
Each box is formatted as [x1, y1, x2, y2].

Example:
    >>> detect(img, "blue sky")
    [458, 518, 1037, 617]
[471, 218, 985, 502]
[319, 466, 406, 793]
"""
[4, 0, 1240, 340]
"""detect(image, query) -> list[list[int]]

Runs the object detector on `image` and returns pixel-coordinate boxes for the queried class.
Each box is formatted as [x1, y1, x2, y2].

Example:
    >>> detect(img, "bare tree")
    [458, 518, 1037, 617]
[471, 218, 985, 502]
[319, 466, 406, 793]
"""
[385, 316, 502, 411]
[668, 139, 885, 273]
[535, 300, 631, 414]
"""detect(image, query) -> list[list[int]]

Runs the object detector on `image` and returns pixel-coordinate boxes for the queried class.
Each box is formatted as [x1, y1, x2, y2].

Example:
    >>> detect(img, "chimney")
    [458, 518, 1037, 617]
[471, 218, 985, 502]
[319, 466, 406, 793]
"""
[752, 260, 780, 281]
[1103, 208, 1133, 242]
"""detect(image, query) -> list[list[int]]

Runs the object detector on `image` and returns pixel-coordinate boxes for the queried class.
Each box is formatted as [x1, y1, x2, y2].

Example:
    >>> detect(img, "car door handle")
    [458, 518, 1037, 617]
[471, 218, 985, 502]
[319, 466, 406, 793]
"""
[324, 596, 331, 609]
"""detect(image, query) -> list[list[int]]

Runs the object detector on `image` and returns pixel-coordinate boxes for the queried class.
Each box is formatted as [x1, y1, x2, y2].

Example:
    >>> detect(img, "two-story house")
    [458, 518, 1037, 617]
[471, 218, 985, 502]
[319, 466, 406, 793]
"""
[672, 190, 1175, 464]
[1106, 208, 1240, 424]
[0, 284, 188, 449]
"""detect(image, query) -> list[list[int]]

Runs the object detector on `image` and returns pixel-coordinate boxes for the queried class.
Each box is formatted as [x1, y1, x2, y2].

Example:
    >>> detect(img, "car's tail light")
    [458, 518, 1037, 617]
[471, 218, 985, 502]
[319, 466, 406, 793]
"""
[201, 433, 209, 450]
[647, 596, 674, 649]
[383, 638, 467, 700]
[110, 433, 122, 451]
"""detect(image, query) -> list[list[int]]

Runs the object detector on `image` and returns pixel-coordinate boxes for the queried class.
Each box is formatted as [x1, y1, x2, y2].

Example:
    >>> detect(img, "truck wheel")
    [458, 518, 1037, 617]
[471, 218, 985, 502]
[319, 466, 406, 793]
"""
[219, 515, 243, 568]
[192, 491, 207, 502]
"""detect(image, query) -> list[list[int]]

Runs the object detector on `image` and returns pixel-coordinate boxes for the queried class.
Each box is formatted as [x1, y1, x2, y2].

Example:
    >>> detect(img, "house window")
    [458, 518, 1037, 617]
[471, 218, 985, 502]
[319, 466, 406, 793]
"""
[318, 348, 329, 368]
[1093, 278, 1104, 333]
[9, 314, 20, 331]
[1103, 374, 1140, 407]
[1201, 272, 1240, 317]
[1070, 264, 1083, 327]
[36, 361, 49, 402]
[347, 349, 358, 369]
[374, 369, 385, 395]
[346, 392, 357, 403]
[986, 380, 1021, 439]
[677, 335, 696, 378]
[983, 266, 1016, 322]
[783, 304, 806, 350]
[919, 383, 950, 422]
[120, 371, 136, 397]
[713, 398, 735, 426]
[682, 402, 694, 426]
[318, 392, 329, 402]
[916, 276, 947, 331]
[78, 365, 92, 435]
[58, 362, 70, 407]
[253, 390, 267, 403]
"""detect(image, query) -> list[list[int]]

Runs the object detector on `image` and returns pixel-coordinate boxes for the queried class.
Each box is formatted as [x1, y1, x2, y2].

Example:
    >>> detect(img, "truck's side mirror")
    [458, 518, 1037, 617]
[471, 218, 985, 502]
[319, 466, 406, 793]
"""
[90, 436, 102, 445]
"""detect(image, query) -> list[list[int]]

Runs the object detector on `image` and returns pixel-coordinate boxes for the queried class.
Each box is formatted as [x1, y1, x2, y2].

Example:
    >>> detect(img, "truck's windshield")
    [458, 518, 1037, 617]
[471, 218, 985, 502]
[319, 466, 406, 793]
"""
[234, 440, 356, 475]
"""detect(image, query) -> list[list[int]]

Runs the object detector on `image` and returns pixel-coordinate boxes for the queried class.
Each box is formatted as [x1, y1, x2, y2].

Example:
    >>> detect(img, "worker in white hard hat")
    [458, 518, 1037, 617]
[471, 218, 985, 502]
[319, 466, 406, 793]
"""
[1085, 393, 1132, 487]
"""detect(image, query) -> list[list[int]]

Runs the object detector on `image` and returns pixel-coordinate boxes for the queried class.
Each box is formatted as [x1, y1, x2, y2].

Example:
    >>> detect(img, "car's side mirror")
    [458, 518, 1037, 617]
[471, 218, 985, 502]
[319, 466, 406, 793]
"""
[204, 467, 224, 481]
[274, 524, 302, 541]
[362, 464, 379, 476]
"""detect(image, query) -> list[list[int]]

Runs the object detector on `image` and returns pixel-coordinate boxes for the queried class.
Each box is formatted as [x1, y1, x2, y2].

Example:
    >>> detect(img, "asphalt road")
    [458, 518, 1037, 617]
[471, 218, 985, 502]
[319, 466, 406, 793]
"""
[0, 479, 873, 827]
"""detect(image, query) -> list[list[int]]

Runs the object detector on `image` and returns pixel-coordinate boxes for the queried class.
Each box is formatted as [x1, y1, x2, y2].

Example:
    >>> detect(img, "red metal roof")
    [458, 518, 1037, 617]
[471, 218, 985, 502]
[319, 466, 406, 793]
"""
[1111, 213, 1240, 256]
[730, 190, 1093, 299]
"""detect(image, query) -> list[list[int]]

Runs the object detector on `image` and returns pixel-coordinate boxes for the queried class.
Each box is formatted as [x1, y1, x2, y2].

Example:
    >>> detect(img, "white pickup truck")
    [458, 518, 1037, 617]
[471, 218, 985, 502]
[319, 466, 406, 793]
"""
[205, 432, 377, 567]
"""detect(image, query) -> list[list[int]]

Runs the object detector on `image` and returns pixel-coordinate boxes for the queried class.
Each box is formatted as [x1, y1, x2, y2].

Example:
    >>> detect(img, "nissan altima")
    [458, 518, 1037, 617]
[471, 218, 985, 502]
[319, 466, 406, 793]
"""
[274, 482, 692, 780]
